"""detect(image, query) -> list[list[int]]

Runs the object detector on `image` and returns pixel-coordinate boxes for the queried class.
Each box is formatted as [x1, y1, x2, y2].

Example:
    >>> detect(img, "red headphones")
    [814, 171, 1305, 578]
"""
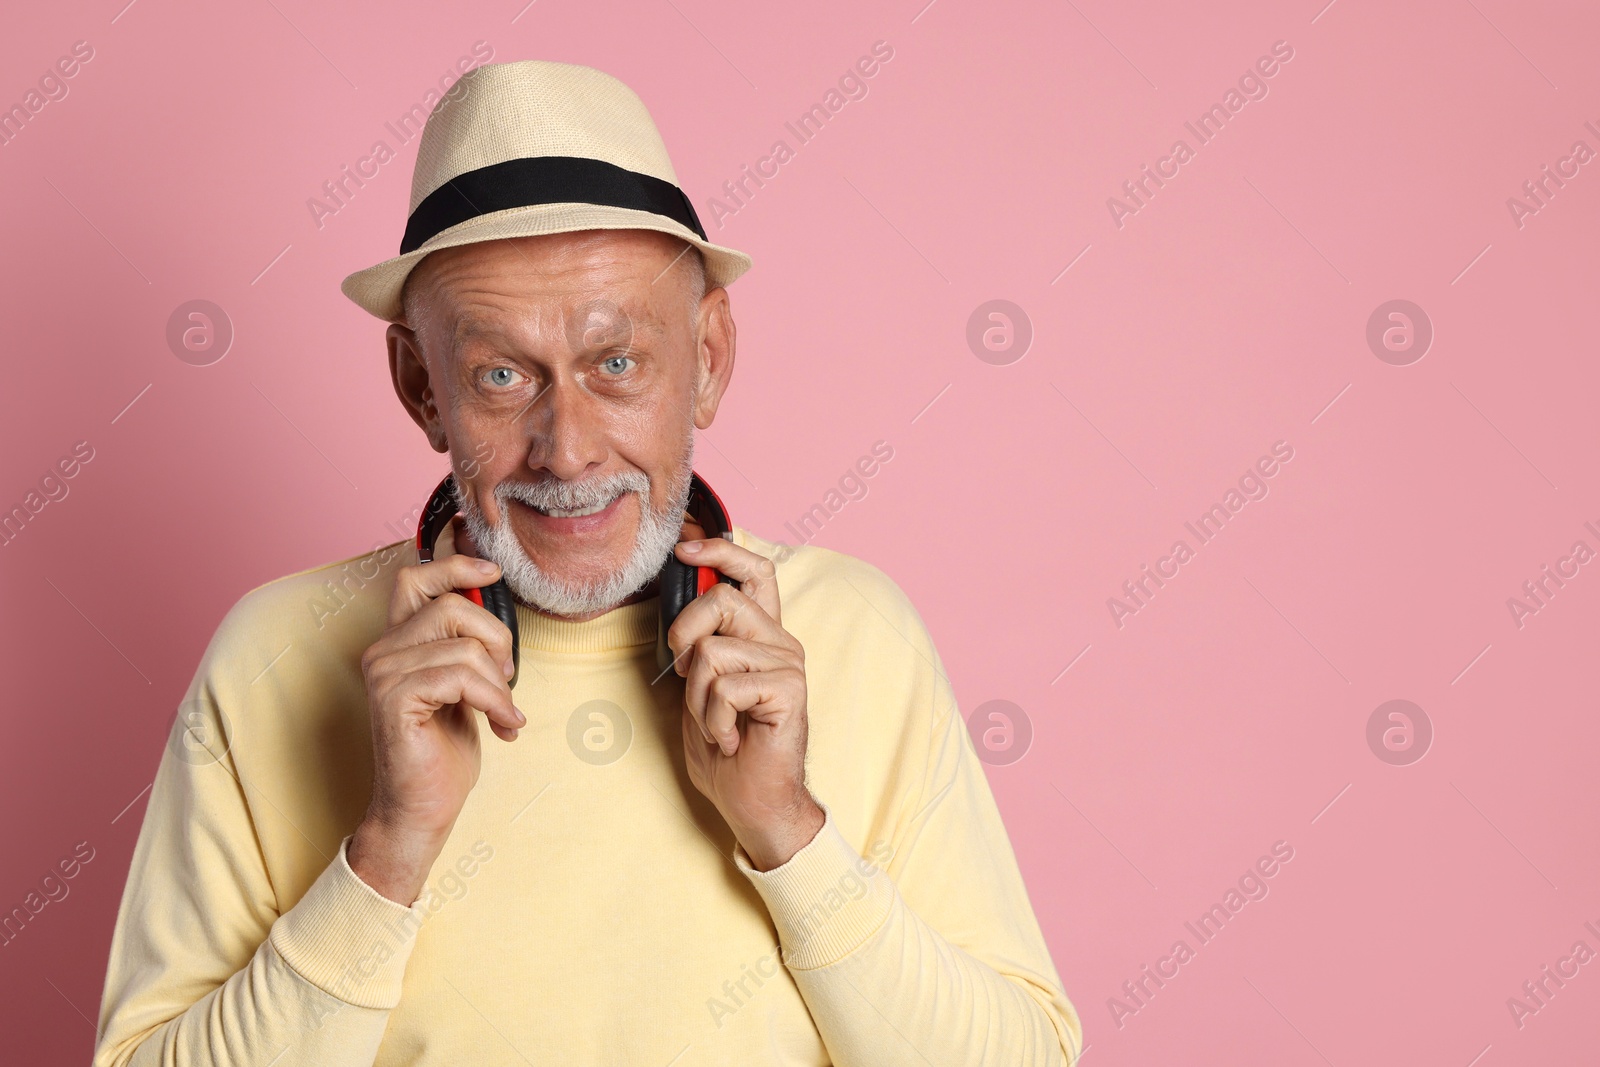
[416, 472, 737, 686]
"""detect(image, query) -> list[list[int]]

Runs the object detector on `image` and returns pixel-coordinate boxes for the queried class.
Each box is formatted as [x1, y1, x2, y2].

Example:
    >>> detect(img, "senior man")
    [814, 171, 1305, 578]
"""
[94, 60, 1082, 1065]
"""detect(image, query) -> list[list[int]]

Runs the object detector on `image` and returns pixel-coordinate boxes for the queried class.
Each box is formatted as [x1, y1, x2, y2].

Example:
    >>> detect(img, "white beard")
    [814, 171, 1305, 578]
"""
[454, 436, 695, 618]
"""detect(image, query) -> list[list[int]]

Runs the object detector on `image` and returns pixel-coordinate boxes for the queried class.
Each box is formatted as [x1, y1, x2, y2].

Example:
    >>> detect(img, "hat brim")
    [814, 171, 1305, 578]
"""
[340, 203, 753, 322]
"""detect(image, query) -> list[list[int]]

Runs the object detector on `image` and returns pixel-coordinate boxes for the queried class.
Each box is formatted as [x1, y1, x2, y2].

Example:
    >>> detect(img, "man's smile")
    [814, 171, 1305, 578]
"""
[507, 489, 633, 539]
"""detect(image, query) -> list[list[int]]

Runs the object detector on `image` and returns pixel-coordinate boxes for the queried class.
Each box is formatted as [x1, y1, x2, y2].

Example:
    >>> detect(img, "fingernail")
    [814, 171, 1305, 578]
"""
[502, 658, 515, 679]
[474, 558, 498, 573]
[679, 540, 702, 554]
[513, 707, 527, 726]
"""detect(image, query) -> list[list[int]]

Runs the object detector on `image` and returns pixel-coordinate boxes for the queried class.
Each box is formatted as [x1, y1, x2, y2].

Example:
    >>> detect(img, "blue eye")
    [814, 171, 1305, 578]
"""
[601, 356, 635, 376]
[485, 367, 520, 387]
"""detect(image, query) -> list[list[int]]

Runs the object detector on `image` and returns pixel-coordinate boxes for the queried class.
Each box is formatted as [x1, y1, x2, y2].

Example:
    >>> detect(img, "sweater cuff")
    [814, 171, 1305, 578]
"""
[269, 836, 428, 1009]
[732, 802, 897, 971]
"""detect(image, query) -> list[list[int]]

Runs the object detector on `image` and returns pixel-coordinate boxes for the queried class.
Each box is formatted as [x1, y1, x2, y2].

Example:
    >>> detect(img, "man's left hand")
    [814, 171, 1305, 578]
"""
[666, 537, 824, 872]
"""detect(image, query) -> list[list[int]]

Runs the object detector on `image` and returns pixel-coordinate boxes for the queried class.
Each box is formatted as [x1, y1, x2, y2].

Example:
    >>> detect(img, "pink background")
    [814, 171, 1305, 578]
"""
[2, 0, 1597, 1062]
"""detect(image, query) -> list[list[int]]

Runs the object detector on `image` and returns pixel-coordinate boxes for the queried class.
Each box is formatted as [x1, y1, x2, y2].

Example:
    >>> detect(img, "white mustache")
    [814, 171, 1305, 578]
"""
[496, 471, 649, 512]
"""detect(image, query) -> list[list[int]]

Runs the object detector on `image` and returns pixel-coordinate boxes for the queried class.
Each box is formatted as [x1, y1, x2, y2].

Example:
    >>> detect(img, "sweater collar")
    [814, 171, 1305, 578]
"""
[514, 597, 658, 654]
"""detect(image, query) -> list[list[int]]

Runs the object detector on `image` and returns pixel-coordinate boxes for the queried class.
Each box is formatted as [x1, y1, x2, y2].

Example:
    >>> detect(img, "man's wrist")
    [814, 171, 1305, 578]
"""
[270, 834, 426, 1010]
[347, 816, 448, 905]
[732, 800, 898, 971]
[738, 795, 827, 872]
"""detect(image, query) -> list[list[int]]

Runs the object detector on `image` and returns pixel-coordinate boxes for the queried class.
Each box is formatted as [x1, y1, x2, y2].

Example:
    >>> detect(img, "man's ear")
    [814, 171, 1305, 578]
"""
[691, 287, 736, 431]
[388, 322, 449, 453]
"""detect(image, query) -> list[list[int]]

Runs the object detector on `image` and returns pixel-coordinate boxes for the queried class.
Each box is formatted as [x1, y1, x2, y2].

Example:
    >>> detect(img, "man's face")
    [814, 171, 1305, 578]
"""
[389, 229, 733, 618]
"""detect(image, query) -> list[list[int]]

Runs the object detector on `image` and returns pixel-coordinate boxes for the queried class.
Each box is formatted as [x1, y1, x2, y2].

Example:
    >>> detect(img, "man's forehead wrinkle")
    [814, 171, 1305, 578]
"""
[412, 238, 688, 363]
[447, 309, 546, 358]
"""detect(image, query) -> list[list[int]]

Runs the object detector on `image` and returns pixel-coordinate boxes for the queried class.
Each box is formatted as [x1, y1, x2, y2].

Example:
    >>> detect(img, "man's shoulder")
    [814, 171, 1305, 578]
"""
[730, 531, 954, 806]
[735, 523, 908, 602]
[202, 539, 413, 687]
[733, 525, 931, 656]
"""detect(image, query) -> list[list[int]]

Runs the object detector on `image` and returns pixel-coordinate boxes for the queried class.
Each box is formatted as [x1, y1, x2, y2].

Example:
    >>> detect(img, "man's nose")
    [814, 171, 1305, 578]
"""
[524, 376, 607, 481]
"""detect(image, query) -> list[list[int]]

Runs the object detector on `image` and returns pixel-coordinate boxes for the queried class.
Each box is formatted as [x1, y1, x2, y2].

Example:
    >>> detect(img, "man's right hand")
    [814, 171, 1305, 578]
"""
[347, 554, 522, 904]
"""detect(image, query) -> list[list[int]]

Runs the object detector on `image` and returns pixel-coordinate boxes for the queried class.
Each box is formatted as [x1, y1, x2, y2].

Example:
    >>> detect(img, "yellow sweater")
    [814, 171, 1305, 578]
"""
[94, 525, 1082, 1065]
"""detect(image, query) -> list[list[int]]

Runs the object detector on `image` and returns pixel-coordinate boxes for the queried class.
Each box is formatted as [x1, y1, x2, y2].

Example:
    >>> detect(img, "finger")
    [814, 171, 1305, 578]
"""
[681, 635, 791, 745]
[682, 705, 707, 756]
[438, 698, 521, 744]
[672, 537, 781, 624]
[386, 592, 516, 676]
[389, 555, 504, 627]
[667, 584, 795, 677]
[395, 662, 524, 734]
[681, 708, 715, 781]
[702, 669, 803, 757]
[381, 638, 518, 709]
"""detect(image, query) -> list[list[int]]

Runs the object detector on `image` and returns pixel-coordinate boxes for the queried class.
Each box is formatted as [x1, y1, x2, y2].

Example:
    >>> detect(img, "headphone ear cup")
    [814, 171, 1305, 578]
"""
[477, 578, 521, 688]
[655, 555, 698, 673]
[655, 472, 736, 673]
[416, 474, 520, 687]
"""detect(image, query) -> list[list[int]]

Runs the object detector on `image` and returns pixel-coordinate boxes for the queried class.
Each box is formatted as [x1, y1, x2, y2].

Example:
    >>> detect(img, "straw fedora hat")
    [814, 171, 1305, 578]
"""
[341, 59, 752, 322]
